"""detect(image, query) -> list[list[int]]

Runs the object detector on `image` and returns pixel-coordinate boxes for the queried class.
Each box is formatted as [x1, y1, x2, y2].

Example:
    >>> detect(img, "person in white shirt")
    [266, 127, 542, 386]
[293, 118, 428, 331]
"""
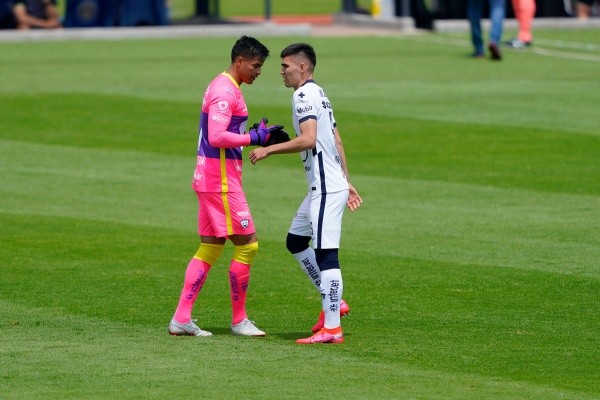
[249, 42, 362, 344]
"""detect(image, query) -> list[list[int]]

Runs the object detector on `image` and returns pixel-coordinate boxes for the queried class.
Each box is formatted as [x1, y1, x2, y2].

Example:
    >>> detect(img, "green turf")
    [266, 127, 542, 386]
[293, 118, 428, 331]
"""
[166, 0, 373, 19]
[1, 30, 599, 399]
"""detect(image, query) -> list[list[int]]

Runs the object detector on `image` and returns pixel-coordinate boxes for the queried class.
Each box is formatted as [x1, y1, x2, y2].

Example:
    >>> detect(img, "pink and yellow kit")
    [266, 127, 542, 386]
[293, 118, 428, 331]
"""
[192, 72, 255, 238]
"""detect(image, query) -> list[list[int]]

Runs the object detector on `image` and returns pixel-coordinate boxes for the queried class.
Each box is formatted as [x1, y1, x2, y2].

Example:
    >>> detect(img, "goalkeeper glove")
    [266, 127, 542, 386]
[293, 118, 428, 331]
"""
[248, 119, 271, 146]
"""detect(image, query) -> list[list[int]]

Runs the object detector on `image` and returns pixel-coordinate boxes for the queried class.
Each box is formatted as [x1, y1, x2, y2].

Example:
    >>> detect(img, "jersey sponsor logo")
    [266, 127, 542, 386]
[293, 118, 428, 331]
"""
[237, 210, 249, 217]
[211, 115, 228, 123]
[296, 105, 313, 114]
[217, 100, 229, 110]
[321, 100, 332, 110]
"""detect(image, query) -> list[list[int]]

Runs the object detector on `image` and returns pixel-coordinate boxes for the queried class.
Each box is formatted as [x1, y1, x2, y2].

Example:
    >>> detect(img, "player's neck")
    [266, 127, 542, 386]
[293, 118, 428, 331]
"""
[295, 74, 314, 90]
[225, 67, 242, 86]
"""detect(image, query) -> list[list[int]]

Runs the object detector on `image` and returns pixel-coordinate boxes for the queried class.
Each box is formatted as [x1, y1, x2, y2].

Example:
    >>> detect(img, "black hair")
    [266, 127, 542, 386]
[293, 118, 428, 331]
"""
[231, 35, 270, 63]
[280, 43, 317, 69]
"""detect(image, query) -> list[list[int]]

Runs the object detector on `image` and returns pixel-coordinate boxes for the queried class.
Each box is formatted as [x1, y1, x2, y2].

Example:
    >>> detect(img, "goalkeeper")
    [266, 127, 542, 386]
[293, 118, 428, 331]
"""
[168, 36, 281, 338]
[249, 43, 362, 344]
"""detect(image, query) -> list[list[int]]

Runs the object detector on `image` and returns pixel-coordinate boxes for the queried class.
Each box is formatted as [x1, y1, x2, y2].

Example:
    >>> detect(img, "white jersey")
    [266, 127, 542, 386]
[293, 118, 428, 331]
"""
[291, 80, 349, 194]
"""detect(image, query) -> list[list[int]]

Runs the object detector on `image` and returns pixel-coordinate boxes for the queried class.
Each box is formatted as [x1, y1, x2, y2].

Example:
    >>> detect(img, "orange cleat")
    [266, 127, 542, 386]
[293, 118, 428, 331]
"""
[297, 327, 344, 344]
[311, 300, 350, 333]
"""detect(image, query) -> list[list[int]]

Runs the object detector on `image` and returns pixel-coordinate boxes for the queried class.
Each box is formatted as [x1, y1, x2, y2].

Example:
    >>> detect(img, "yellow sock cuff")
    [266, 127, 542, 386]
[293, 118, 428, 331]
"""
[232, 242, 259, 265]
[193, 243, 224, 265]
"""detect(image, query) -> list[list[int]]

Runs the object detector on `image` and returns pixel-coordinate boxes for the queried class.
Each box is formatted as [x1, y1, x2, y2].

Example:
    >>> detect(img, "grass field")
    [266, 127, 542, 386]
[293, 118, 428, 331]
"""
[166, 0, 372, 19]
[1, 26, 600, 399]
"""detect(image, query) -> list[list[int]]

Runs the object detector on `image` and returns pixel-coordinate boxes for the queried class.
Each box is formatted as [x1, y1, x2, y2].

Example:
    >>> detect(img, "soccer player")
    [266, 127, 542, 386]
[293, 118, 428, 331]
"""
[249, 43, 362, 344]
[168, 36, 275, 337]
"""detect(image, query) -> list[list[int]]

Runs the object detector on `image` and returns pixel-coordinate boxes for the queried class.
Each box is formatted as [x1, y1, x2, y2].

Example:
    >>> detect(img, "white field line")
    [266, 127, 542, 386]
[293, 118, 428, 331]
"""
[402, 35, 600, 62]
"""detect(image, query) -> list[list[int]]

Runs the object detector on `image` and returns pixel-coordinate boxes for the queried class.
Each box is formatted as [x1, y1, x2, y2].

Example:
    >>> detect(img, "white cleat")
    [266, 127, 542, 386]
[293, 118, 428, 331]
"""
[231, 318, 266, 337]
[168, 319, 212, 337]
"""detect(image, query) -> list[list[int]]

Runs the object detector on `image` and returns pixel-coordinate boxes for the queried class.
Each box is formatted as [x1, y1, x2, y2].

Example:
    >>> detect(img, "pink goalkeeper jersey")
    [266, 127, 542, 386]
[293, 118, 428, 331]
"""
[192, 72, 249, 193]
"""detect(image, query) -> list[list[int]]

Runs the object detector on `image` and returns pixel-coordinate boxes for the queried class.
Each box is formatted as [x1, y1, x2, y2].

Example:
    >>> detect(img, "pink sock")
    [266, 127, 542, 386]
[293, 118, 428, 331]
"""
[229, 260, 250, 325]
[173, 258, 212, 323]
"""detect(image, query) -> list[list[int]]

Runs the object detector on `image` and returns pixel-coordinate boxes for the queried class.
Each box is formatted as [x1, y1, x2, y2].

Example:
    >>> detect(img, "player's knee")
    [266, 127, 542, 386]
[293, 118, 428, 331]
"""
[233, 241, 259, 265]
[315, 248, 339, 271]
[286, 233, 311, 254]
[193, 243, 224, 265]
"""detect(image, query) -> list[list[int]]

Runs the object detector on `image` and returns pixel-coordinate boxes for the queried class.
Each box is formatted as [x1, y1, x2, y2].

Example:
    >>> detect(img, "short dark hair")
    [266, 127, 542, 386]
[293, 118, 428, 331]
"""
[280, 43, 317, 69]
[231, 35, 270, 63]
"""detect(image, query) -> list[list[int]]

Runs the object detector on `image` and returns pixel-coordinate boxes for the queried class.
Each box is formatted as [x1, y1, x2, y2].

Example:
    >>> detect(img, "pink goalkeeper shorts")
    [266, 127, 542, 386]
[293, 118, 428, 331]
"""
[196, 191, 256, 238]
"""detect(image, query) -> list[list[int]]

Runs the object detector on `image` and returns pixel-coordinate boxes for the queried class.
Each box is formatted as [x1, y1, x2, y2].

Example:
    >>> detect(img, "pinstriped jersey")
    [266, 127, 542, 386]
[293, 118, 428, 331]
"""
[291, 80, 348, 194]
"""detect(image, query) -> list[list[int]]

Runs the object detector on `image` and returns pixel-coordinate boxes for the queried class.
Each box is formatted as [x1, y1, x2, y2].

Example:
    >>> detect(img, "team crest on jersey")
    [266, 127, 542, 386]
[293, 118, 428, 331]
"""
[241, 219, 249, 229]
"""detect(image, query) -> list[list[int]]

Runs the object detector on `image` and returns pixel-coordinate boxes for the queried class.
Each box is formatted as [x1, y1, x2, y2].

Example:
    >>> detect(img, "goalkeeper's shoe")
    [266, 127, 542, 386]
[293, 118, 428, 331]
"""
[297, 327, 344, 344]
[231, 318, 266, 337]
[311, 300, 350, 333]
[168, 319, 212, 337]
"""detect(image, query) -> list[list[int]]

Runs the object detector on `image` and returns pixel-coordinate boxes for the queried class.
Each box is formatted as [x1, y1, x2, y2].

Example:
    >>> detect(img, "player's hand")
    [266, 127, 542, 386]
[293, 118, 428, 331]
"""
[249, 147, 270, 165]
[248, 119, 271, 146]
[264, 125, 290, 146]
[347, 183, 362, 211]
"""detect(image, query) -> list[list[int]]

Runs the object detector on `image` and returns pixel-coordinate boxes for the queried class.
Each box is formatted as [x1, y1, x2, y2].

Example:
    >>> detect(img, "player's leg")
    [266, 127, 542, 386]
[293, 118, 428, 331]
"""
[227, 192, 265, 336]
[287, 233, 321, 290]
[287, 195, 322, 291]
[297, 190, 348, 344]
[169, 193, 224, 337]
[287, 195, 350, 333]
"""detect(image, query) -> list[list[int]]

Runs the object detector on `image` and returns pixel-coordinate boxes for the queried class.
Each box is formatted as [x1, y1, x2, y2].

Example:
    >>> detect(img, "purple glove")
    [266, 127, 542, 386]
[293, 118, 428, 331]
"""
[248, 119, 271, 146]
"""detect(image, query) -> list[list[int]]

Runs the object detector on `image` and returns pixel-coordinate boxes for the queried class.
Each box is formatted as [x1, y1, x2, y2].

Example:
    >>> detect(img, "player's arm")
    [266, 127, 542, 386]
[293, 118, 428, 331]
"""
[207, 122, 251, 148]
[206, 96, 251, 149]
[334, 126, 362, 211]
[249, 118, 316, 164]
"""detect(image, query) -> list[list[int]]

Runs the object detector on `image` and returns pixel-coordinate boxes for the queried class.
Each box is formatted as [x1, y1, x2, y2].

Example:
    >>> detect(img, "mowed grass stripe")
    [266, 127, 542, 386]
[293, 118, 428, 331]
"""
[3, 303, 595, 400]
[1, 140, 598, 276]
[1, 93, 598, 196]
[1, 213, 598, 397]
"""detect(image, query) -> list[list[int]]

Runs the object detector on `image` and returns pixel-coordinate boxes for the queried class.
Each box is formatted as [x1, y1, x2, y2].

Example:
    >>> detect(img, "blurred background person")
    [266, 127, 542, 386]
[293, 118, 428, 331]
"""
[505, 0, 535, 48]
[1, 0, 62, 30]
[467, 0, 505, 60]
[576, 0, 598, 19]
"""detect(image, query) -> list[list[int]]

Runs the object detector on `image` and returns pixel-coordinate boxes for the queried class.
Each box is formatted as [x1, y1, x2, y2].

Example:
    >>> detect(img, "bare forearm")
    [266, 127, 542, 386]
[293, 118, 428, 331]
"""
[262, 134, 314, 156]
[334, 128, 351, 181]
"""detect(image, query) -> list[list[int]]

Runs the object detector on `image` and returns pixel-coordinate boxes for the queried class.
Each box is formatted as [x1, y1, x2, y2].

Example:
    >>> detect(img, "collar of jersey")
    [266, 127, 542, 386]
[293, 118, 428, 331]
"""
[221, 72, 240, 89]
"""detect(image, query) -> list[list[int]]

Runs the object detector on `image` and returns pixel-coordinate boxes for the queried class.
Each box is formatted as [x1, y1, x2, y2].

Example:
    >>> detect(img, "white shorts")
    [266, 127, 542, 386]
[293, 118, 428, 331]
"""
[288, 190, 349, 249]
